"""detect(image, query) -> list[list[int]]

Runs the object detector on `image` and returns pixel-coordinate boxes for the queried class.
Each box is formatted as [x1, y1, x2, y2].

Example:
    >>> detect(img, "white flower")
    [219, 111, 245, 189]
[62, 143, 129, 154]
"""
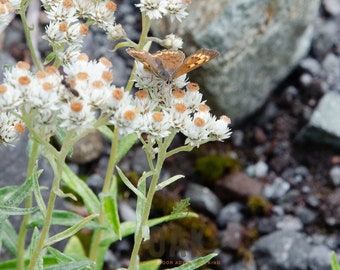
[0, 112, 24, 145]
[109, 105, 142, 136]
[181, 115, 210, 147]
[164, 0, 190, 22]
[162, 34, 183, 50]
[107, 24, 126, 41]
[59, 101, 95, 133]
[89, 0, 117, 29]
[209, 115, 232, 141]
[142, 111, 172, 139]
[133, 90, 157, 114]
[136, 0, 167, 20]
[0, 1, 14, 33]
[0, 83, 22, 111]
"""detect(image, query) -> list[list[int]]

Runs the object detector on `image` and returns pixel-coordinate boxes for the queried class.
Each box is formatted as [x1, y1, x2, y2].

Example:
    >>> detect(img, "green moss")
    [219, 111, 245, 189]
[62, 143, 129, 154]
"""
[246, 195, 271, 216]
[195, 154, 241, 181]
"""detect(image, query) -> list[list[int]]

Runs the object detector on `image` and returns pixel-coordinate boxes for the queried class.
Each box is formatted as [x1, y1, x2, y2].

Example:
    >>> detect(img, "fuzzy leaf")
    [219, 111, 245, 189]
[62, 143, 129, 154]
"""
[62, 165, 100, 214]
[44, 213, 99, 246]
[101, 193, 121, 238]
[170, 253, 218, 270]
[0, 220, 17, 256]
[64, 236, 86, 259]
[28, 210, 100, 230]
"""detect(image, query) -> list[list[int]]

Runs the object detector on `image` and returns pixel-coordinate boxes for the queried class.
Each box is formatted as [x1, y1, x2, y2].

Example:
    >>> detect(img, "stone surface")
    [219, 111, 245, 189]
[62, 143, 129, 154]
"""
[185, 183, 223, 217]
[215, 172, 264, 202]
[220, 222, 244, 250]
[152, 0, 321, 123]
[69, 130, 104, 164]
[251, 230, 311, 270]
[308, 245, 333, 270]
[301, 91, 340, 149]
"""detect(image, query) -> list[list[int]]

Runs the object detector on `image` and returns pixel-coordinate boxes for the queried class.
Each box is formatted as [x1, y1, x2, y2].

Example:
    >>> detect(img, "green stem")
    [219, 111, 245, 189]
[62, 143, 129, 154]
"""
[28, 132, 75, 270]
[125, 12, 151, 92]
[19, 4, 43, 71]
[128, 133, 176, 270]
[89, 127, 119, 267]
[16, 140, 39, 270]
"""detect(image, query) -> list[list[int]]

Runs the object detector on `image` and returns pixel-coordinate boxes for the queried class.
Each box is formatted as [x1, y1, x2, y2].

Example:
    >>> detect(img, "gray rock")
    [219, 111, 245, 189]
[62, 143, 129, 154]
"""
[217, 202, 244, 228]
[185, 183, 223, 217]
[246, 160, 269, 179]
[263, 177, 290, 201]
[276, 215, 304, 231]
[295, 206, 317, 225]
[152, 0, 320, 123]
[312, 19, 339, 59]
[329, 166, 340, 186]
[220, 222, 244, 251]
[251, 230, 311, 270]
[301, 91, 340, 149]
[308, 245, 333, 270]
[300, 57, 322, 75]
[323, 0, 340, 16]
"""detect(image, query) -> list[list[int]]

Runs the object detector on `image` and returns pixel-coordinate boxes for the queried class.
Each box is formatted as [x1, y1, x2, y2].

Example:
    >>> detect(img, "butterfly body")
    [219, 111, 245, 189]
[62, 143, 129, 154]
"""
[127, 48, 219, 82]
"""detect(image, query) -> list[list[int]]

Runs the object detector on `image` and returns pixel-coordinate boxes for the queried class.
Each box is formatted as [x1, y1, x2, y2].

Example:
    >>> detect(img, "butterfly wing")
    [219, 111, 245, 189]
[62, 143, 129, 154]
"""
[152, 50, 185, 80]
[173, 48, 220, 79]
[126, 48, 166, 79]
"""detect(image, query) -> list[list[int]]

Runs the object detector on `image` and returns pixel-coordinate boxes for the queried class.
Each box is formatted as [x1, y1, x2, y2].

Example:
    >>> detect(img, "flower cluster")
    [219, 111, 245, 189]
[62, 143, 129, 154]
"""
[130, 60, 232, 147]
[0, 50, 231, 147]
[136, 0, 191, 21]
[42, 0, 123, 64]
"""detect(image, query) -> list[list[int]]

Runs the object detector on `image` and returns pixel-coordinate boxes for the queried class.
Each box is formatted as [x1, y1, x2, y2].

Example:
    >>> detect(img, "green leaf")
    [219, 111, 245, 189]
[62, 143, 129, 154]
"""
[101, 193, 121, 238]
[44, 51, 56, 65]
[116, 166, 145, 199]
[332, 252, 340, 270]
[45, 213, 99, 246]
[156, 174, 184, 191]
[0, 220, 18, 256]
[28, 227, 40, 258]
[62, 165, 100, 214]
[97, 128, 137, 164]
[47, 247, 73, 263]
[170, 253, 218, 270]
[0, 175, 33, 222]
[31, 167, 47, 216]
[53, 188, 78, 201]
[0, 186, 17, 200]
[140, 259, 162, 270]
[44, 260, 94, 270]
[0, 205, 38, 215]
[102, 211, 198, 245]
[171, 198, 190, 216]
[64, 236, 86, 259]
[28, 210, 101, 230]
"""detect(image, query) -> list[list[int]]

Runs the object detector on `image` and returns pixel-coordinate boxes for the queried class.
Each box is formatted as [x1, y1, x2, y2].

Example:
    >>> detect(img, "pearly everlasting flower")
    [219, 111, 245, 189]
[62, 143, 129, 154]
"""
[89, 0, 117, 30]
[136, 0, 167, 20]
[0, 83, 22, 111]
[164, 0, 190, 22]
[209, 115, 232, 141]
[7, 0, 20, 10]
[142, 111, 172, 139]
[162, 34, 183, 50]
[0, 0, 14, 33]
[182, 115, 211, 147]
[59, 101, 95, 133]
[73, 0, 94, 18]
[0, 112, 25, 145]
[109, 105, 142, 136]
[107, 24, 126, 41]
[133, 90, 157, 114]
